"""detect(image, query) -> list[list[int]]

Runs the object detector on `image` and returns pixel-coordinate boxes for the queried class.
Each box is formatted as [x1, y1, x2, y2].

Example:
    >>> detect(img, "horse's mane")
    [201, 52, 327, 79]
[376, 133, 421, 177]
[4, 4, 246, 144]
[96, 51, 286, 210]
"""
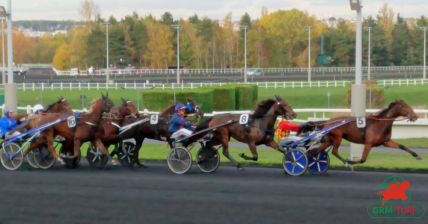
[87, 97, 102, 113]
[160, 104, 176, 116]
[252, 99, 276, 118]
[372, 100, 403, 117]
[45, 98, 64, 111]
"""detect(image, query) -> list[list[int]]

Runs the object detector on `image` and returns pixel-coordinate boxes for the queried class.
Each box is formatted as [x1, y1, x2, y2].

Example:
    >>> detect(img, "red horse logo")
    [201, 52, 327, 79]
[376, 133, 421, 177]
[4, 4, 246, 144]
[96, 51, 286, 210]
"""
[377, 180, 410, 206]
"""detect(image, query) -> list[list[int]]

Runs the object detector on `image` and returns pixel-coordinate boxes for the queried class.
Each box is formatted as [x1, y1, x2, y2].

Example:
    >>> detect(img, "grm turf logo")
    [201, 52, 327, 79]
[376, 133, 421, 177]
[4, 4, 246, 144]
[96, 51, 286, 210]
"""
[367, 176, 425, 219]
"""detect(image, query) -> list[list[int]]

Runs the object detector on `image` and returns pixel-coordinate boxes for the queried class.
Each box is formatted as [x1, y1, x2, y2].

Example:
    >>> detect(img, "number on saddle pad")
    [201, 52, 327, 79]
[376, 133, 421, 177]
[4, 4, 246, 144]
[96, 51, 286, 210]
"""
[239, 114, 249, 125]
[356, 117, 366, 128]
[150, 114, 159, 125]
[67, 116, 76, 128]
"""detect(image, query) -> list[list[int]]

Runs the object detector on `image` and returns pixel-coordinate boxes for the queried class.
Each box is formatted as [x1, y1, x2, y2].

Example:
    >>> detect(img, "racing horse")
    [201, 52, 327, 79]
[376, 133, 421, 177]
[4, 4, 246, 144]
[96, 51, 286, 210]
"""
[309, 100, 420, 165]
[26, 94, 115, 166]
[117, 98, 203, 167]
[203, 96, 296, 168]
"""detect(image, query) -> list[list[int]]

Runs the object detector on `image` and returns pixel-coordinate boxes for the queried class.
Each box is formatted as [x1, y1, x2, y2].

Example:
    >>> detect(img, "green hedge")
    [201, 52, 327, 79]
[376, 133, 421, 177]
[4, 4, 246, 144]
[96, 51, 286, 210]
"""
[211, 86, 236, 111]
[233, 85, 258, 110]
[142, 89, 214, 112]
[141, 85, 258, 112]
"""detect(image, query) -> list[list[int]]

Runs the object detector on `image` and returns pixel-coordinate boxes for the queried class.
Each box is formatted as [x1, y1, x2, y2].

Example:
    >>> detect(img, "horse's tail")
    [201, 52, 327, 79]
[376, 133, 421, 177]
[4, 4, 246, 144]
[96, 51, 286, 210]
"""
[195, 117, 213, 132]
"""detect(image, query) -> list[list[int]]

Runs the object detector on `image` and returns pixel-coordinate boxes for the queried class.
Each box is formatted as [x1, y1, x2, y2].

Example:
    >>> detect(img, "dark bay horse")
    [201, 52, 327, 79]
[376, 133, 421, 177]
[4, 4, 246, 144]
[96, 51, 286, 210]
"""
[310, 100, 420, 165]
[27, 94, 115, 165]
[204, 96, 296, 168]
[117, 98, 203, 167]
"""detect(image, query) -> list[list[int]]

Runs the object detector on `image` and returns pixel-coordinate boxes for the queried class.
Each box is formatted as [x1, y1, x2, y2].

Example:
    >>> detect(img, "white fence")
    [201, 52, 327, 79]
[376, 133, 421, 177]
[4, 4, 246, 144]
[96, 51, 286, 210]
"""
[54, 65, 428, 76]
[1, 78, 428, 91]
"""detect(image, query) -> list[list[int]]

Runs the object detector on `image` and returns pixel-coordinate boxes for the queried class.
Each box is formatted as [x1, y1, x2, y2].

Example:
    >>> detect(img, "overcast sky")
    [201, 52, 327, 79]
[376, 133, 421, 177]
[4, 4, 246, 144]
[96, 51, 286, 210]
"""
[5, 0, 428, 21]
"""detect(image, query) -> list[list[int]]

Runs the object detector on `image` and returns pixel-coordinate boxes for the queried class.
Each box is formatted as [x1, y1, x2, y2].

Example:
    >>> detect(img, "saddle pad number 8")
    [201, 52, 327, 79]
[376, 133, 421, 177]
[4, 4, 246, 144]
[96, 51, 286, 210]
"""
[150, 114, 159, 125]
[239, 114, 249, 125]
[67, 116, 77, 128]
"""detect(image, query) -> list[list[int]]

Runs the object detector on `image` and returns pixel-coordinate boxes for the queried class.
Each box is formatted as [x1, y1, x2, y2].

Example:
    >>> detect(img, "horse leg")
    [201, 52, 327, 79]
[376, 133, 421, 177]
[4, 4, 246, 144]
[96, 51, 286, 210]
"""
[240, 142, 258, 161]
[94, 138, 112, 165]
[46, 134, 65, 165]
[72, 139, 82, 159]
[219, 137, 242, 169]
[265, 140, 283, 154]
[328, 137, 349, 164]
[133, 138, 147, 168]
[384, 140, 422, 160]
[345, 144, 372, 165]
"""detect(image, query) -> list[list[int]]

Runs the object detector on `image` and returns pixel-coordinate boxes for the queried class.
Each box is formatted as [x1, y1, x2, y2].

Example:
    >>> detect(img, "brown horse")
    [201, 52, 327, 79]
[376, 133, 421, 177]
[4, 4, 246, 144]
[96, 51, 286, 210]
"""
[27, 94, 115, 166]
[117, 98, 203, 167]
[204, 96, 296, 168]
[310, 100, 420, 165]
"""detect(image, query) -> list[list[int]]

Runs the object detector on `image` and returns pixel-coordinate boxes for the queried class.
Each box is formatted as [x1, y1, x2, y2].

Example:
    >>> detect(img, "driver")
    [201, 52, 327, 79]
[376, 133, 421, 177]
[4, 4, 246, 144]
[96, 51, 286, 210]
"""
[32, 104, 45, 115]
[275, 119, 314, 140]
[0, 108, 18, 139]
[168, 103, 195, 140]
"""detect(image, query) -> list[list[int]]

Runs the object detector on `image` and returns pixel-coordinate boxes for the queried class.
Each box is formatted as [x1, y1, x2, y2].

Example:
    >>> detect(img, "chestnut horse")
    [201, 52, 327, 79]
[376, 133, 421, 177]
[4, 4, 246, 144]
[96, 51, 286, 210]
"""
[27, 94, 115, 166]
[204, 96, 296, 168]
[116, 98, 203, 167]
[310, 100, 420, 165]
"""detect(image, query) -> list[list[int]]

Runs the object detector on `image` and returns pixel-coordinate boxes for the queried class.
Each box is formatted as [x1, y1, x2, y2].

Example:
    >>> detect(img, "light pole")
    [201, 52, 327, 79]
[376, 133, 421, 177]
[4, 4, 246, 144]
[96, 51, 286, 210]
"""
[105, 22, 109, 85]
[4, 0, 16, 112]
[241, 25, 248, 83]
[172, 24, 180, 84]
[423, 26, 426, 79]
[367, 26, 371, 80]
[350, 0, 366, 162]
[305, 26, 311, 82]
[0, 16, 5, 84]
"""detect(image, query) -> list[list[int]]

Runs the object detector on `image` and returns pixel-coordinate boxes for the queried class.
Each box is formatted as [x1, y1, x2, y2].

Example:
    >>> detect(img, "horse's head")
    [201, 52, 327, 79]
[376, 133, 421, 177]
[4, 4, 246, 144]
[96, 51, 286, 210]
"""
[119, 98, 139, 118]
[274, 95, 296, 119]
[390, 100, 418, 121]
[185, 97, 204, 118]
[46, 96, 72, 113]
[100, 93, 115, 113]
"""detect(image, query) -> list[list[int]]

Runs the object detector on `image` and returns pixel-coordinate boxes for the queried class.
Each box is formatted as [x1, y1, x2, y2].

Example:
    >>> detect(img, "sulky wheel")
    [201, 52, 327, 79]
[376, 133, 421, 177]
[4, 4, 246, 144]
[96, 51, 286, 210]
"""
[307, 151, 330, 175]
[26, 149, 39, 169]
[0, 142, 24, 171]
[86, 144, 108, 169]
[196, 146, 220, 173]
[167, 146, 192, 174]
[33, 145, 56, 170]
[283, 147, 308, 176]
[116, 141, 136, 167]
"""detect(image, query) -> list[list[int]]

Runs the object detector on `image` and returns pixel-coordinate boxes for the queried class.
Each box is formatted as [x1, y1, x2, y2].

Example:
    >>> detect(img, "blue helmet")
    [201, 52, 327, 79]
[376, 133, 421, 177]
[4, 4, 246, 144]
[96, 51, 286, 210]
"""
[3, 107, 13, 116]
[175, 103, 187, 112]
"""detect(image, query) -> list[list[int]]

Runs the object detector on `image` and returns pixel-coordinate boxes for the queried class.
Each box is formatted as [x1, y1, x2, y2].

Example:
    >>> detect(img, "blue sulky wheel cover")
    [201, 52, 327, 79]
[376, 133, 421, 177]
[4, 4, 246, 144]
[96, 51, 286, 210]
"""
[283, 147, 308, 176]
[308, 151, 330, 174]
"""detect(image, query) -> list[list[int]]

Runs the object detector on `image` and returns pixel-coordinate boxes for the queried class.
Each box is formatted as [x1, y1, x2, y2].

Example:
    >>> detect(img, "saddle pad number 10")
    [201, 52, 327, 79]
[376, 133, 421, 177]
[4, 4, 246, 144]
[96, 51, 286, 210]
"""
[239, 114, 249, 125]
[67, 116, 77, 128]
[150, 114, 159, 125]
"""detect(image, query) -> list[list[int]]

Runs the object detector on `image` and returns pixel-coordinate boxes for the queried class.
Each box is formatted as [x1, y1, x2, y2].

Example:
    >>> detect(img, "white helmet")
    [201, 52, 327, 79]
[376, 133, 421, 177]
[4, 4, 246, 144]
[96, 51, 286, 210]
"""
[33, 104, 44, 113]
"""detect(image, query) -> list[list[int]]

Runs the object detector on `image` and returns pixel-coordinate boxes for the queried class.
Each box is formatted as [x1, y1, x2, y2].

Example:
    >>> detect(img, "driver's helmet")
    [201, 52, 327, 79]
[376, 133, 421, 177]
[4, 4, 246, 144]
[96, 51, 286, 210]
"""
[33, 104, 44, 114]
[3, 107, 13, 116]
[174, 103, 186, 112]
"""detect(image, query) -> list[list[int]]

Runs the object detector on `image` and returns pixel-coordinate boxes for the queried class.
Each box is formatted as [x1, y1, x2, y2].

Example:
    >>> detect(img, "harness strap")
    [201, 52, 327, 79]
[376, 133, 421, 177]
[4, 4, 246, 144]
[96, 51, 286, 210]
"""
[85, 121, 97, 126]
[111, 122, 121, 129]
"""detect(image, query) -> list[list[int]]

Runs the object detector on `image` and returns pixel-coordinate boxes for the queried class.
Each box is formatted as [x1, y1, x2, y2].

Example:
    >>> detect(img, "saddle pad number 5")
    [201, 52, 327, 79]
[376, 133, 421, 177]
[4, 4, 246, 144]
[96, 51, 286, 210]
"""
[67, 116, 76, 128]
[150, 114, 159, 125]
[239, 114, 249, 125]
[356, 117, 366, 128]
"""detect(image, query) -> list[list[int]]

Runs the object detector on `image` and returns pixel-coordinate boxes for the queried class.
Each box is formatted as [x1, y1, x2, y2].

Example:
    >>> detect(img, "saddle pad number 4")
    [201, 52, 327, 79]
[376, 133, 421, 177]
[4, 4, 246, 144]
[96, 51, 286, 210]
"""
[239, 114, 249, 125]
[67, 116, 76, 128]
[150, 114, 159, 125]
[356, 117, 366, 128]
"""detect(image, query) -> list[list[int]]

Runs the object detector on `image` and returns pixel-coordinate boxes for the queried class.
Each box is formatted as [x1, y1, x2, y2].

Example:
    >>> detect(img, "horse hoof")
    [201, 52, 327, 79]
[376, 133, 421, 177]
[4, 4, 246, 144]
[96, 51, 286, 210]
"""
[111, 159, 120, 166]
[57, 158, 65, 166]
[416, 156, 422, 160]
